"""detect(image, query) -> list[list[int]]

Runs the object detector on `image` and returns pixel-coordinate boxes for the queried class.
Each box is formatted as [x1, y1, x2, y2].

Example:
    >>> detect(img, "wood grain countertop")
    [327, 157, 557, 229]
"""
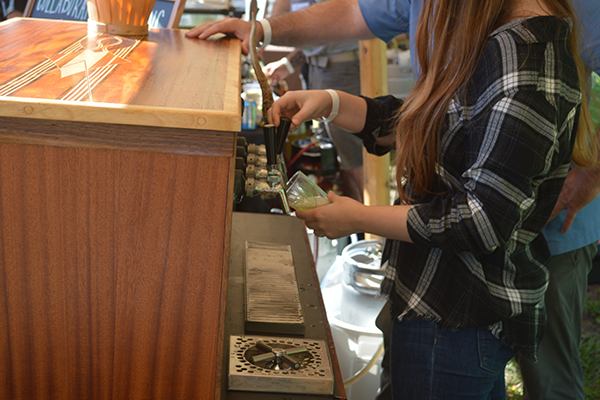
[0, 17, 242, 132]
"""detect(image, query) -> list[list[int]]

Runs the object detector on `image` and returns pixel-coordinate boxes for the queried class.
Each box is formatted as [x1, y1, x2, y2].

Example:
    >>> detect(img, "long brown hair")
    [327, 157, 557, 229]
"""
[394, 0, 597, 203]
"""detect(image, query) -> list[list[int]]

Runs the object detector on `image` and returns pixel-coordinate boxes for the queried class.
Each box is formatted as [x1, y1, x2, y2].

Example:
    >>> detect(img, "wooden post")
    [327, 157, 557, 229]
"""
[359, 39, 391, 212]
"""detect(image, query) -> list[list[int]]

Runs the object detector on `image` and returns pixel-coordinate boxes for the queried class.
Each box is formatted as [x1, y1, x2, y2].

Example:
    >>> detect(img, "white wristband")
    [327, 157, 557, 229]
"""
[258, 19, 272, 47]
[322, 89, 339, 122]
[282, 57, 295, 74]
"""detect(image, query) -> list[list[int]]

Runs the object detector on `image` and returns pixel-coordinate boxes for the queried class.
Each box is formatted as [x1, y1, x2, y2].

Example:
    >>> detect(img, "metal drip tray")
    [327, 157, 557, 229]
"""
[228, 335, 333, 395]
[245, 241, 305, 335]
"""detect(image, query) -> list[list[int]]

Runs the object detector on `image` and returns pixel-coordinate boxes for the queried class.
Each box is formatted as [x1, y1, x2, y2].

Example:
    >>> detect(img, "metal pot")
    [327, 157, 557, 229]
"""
[342, 239, 385, 295]
[340, 239, 386, 326]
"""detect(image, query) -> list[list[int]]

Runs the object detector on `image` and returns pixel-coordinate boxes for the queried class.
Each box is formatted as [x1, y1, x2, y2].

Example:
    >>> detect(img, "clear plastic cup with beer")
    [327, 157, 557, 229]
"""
[286, 171, 330, 211]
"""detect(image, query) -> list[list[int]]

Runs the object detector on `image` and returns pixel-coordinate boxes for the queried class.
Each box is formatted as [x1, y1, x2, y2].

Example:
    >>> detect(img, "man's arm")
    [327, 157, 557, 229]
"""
[270, 0, 290, 17]
[548, 70, 600, 232]
[267, 0, 374, 47]
[263, 0, 302, 85]
[185, 0, 374, 54]
[548, 128, 600, 233]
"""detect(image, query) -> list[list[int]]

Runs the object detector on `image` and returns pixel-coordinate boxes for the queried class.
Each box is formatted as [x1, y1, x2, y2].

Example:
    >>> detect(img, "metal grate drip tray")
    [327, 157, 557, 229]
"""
[228, 335, 333, 394]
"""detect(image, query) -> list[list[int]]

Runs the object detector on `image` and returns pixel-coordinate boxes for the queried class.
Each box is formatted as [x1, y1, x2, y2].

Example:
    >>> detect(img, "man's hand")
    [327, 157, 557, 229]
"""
[265, 48, 306, 84]
[6, 11, 24, 18]
[185, 18, 256, 55]
[264, 59, 291, 85]
[548, 165, 600, 232]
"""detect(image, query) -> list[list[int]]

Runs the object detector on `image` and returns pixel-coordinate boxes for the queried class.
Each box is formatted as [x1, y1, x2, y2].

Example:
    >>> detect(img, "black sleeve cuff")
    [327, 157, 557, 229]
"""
[354, 95, 403, 156]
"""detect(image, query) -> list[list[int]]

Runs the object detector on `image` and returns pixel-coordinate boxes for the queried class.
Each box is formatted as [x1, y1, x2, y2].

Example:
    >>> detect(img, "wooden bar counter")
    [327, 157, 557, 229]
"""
[0, 18, 241, 400]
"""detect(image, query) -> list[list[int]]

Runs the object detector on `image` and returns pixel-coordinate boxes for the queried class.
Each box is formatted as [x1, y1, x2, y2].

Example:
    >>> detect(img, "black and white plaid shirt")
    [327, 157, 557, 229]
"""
[356, 16, 581, 361]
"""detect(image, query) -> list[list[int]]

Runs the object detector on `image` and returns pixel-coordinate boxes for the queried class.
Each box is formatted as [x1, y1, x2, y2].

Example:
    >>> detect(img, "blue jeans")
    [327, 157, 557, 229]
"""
[390, 319, 516, 400]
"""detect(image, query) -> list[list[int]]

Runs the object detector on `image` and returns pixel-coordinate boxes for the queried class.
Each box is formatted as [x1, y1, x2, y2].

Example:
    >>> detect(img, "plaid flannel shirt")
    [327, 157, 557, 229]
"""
[355, 16, 581, 361]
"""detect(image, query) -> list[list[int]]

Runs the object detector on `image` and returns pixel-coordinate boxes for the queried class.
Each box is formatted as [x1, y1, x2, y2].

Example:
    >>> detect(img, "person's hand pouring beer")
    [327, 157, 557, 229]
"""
[268, 89, 411, 242]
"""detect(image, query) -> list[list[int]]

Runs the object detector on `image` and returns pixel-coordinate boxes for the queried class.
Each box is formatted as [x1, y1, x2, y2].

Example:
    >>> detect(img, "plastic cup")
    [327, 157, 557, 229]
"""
[286, 171, 330, 211]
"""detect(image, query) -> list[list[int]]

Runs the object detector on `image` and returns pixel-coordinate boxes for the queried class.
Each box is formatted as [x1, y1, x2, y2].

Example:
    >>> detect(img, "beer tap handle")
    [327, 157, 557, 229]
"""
[263, 124, 277, 168]
[276, 117, 291, 155]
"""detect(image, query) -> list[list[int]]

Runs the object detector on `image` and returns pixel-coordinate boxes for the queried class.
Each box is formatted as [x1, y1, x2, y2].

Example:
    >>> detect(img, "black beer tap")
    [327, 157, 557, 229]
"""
[277, 117, 292, 155]
[263, 123, 278, 171]
[234, 117, 293, 213]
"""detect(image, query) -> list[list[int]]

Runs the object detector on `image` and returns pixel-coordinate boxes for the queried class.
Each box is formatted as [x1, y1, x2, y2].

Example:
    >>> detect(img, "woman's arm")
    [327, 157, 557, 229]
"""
[270, 89, 408, 240]
[296, 192, 412, 241]
[268, 89, 367, 132]
[268, 89, 397, 148]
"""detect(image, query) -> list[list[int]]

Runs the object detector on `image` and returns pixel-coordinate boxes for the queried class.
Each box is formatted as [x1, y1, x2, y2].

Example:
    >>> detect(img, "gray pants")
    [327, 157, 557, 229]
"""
[307, 60, 363, 170]
[518, 242, 597, 400]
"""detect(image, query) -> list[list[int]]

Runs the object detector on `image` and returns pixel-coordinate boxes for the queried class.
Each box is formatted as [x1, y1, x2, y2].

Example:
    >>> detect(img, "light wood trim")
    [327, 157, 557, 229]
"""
[224, 36, 244, 129]
[359, 39, 391, 208]
[0, 97, 241, 133]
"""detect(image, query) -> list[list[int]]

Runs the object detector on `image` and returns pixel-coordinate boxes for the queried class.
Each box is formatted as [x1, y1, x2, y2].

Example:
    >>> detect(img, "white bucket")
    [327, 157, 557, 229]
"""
[321, 257, 386, 400]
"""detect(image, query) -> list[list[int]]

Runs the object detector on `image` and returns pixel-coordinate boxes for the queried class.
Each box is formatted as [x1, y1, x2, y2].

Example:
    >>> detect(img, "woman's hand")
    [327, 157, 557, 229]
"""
[295, 191, 364, 239]
[296, 191, 413, 242]
[267, 90, 333, 132]
[269, 89, 368, 134]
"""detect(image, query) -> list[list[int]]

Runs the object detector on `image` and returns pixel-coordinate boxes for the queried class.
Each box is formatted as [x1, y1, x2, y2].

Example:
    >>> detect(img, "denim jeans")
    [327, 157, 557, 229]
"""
[390, 319, 516, 400]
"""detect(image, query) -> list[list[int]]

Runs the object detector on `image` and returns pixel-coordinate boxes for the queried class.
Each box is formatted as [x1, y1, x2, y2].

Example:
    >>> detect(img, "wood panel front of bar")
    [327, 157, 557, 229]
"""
[0, 18, 241, 400]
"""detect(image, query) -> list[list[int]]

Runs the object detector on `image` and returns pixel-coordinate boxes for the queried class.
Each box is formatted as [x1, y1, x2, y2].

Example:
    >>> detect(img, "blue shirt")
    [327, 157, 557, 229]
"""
[358, 0, 600, 255]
